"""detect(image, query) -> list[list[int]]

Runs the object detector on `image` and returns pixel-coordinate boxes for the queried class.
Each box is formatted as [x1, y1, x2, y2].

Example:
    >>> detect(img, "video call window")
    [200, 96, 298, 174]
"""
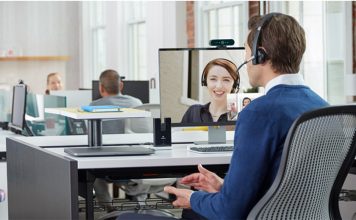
[159, 47, 250, 127]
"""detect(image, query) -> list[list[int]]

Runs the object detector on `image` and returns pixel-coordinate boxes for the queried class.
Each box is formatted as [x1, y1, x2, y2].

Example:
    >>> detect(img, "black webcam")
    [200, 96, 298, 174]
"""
[209, 39, 235, 47]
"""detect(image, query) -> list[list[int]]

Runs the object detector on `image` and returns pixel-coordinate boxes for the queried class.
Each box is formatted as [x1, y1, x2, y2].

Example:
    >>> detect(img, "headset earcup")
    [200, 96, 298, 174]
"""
[257, 48, 267, 64]
[201, 76, 206, 86]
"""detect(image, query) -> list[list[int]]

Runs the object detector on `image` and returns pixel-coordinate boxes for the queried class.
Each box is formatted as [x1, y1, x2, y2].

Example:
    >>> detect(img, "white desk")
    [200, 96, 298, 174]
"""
[0, 129, 20, 220]
[47, 144, 232, 169]
[45, 107, 151, 147]
[13, 130, 234, 147]
[6, 131, 234, 220]
[0, 129, 19, 153]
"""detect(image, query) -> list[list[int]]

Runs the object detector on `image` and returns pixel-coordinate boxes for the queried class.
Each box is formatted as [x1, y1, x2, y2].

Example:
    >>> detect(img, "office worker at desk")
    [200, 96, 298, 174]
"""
[117, 13, 329, 220]
[90, 69, 150, 211]
[91, 69, 141, 210]
[181, 58, 239, 123]
[45, 72, 63, 95]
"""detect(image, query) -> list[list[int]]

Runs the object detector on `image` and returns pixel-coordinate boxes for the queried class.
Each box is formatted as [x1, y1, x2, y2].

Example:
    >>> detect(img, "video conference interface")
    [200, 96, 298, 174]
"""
[159, 48, 250, 126]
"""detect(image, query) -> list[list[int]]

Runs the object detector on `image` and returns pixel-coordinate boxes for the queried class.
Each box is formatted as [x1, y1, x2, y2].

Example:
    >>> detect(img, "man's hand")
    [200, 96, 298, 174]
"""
[180, 164, 223, 193]
[164, 186, 193, 208]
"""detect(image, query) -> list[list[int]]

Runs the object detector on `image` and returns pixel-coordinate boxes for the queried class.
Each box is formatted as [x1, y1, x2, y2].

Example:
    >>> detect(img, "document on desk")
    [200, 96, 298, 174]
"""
[64, 145, 155, 157]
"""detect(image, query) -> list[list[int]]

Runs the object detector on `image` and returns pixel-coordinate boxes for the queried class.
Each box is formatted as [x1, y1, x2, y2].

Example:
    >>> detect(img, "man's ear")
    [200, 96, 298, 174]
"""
[99, 83, 105, 95]
[119, 81, 124, 92]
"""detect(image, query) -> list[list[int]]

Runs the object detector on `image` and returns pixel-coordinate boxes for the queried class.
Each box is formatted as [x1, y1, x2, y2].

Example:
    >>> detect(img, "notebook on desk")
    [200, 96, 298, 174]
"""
[81, 105, 121, 113]
[64, 146, 155, 157]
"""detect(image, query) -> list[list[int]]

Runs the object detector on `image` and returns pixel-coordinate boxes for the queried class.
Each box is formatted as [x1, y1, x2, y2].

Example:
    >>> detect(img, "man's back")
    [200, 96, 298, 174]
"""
[210, 85, 328, 219]
[90, 94, 142, 134]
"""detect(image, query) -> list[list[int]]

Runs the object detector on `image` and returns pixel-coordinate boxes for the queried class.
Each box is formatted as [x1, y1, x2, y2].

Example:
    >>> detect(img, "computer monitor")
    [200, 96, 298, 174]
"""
[26, 93, 40, 118]
[9, 83, 32, 135]
[159, 47, 248, 143]
[92, 80, 150, 103]
[92, 80, 101, 101]
[50, 90, 91, 108]
[122, 80, 150, 103]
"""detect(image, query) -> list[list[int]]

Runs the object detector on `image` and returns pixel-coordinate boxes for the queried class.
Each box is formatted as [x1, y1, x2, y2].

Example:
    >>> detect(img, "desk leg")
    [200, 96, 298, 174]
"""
[87, 119, 102, 147]
[84, 172, 96, 220]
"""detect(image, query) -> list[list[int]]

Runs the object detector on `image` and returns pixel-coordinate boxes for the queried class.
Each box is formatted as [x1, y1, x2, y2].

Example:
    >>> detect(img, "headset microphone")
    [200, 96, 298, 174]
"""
[234, 56, 255, 94]
[237, 56, 255, 72]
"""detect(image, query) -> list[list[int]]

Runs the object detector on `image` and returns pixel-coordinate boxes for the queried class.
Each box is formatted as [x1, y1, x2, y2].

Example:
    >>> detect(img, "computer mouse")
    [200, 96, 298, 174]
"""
[167, 193, 177, 202]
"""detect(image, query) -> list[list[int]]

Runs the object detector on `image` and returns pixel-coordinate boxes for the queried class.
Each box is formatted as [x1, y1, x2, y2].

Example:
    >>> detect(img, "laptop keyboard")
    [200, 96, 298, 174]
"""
[187, 143, 234, 153]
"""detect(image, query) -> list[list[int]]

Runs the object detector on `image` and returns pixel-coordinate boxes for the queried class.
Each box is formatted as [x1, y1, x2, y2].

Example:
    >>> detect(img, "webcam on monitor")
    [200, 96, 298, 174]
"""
[209, 39, 235, 47]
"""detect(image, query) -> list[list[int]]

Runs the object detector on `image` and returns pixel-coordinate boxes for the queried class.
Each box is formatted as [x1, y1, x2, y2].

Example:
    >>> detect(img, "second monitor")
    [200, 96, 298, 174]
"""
[92, 80, 150, 104]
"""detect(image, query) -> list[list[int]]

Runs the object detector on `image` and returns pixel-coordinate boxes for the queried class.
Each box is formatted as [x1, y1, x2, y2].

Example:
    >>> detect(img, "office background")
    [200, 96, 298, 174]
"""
[0, 1, 356, 219]
[0, 1, 355, 103]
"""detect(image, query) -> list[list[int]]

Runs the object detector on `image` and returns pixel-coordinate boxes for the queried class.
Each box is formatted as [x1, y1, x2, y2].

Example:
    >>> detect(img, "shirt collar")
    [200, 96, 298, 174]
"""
[264, 73, 306, 94]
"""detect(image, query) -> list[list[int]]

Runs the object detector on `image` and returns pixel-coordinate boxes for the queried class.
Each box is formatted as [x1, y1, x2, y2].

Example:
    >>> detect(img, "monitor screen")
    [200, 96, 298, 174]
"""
[26, 93, 40, 118]
[92, 80, 101, 101]
[9, 84, 27, 131]
[122, 80, 150, 103]
[92, 80, 150, 104]
[50, 90, 91, 108]
[159, 47, 249, 127]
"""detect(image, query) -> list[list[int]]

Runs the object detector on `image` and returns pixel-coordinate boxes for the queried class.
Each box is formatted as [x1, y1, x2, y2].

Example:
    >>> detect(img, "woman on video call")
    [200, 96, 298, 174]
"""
[181, 58, 239, 123]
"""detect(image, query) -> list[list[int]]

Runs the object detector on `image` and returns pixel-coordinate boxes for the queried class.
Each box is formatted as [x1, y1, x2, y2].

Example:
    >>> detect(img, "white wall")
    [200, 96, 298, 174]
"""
[79, 2, 187, 89]
[0, 2, 80, 92]
[112, 2, 187, 89]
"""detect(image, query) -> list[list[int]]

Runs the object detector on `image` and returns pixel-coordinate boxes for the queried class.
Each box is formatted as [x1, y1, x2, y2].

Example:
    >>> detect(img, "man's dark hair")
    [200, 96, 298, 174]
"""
[247, 13, 306, 73]
[99, 69, 120, 95]
[248, 15, 261, 30]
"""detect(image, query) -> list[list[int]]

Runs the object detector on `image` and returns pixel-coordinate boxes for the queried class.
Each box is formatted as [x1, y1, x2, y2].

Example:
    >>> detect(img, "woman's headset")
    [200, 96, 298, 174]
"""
[200, 58, 240, 93]
[251, 12, 281, 65]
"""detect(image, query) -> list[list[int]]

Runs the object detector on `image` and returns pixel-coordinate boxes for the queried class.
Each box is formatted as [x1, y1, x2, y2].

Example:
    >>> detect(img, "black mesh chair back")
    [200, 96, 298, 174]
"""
[247, 105, 356, 220]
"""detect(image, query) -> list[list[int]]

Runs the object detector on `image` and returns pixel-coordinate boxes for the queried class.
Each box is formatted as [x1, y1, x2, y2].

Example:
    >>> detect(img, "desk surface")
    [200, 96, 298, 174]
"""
[9, 131, 235, 169]
[47, 145, 232, 169]
[0, 129, 20, 152]
[45, 107, 151, 119]
[11, 131, 235, 147]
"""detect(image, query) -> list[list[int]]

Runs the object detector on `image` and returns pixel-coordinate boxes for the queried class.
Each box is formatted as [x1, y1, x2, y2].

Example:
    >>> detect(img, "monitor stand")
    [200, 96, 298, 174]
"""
[64, 119, 154, 157]
[194, 126, 229, 145]
[24, 122, 34, 136]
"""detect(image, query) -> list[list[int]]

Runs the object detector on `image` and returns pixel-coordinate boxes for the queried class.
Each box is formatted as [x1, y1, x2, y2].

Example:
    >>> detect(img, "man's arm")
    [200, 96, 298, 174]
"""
[190, 109, 281, 219]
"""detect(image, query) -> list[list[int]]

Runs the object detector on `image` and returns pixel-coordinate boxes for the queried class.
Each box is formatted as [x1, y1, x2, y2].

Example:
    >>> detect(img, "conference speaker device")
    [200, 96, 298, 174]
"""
[153, 118, 171, 147]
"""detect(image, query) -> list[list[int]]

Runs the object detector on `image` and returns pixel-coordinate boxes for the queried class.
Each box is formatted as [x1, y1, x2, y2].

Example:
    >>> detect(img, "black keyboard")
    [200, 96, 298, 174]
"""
[187, 144, 234, 153]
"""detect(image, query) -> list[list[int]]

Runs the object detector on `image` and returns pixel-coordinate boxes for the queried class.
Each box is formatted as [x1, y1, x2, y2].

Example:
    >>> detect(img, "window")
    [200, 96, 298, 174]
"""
[125, 2, 147, 80]
[197, 1, 248, 47]
[270, 1, 351, 104]
[89, 2, 106, 80]
[80, 1, 107, 87]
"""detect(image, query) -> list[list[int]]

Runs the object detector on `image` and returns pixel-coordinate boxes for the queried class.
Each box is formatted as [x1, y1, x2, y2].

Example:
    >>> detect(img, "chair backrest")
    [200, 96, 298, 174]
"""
[247, 105, 356, 220]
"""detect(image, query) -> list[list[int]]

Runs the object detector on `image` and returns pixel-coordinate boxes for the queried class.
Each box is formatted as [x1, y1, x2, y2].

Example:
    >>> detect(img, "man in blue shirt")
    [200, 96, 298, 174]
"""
[162, 13, 328, 220]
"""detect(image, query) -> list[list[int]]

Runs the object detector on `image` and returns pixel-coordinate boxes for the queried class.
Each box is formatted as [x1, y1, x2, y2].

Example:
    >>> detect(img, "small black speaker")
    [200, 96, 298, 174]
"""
[153, 118, 171, 147]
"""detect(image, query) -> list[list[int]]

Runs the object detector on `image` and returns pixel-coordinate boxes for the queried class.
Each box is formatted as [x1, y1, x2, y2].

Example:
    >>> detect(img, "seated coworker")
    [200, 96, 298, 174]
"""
[90, 69, 142, 134]
[45, 72, 63, 95]
[91, 69, 143, 211]
[163, 13, 329, 220]
[181, 58, 239, 123]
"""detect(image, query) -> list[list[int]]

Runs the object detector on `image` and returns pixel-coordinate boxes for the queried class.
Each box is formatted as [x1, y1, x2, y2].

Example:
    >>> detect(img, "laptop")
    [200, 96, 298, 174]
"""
[64, 145, 155, 157]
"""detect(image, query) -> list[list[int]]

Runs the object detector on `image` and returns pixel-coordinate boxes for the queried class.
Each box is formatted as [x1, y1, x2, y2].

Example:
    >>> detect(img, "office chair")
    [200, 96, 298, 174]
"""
[247, 105, 356, 220]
